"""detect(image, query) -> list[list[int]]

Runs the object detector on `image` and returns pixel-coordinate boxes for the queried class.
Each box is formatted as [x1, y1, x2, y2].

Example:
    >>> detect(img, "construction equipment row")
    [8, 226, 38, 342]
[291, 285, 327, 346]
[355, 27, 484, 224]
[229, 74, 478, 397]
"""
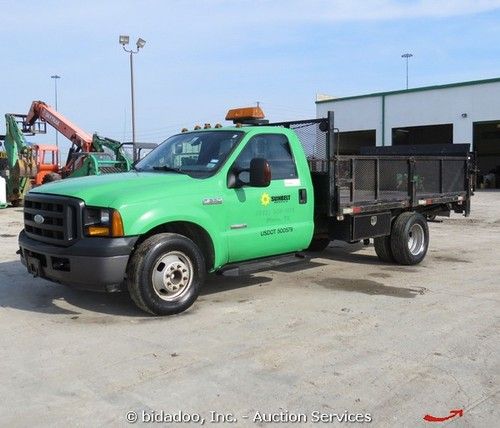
[0, 101, 132, 205]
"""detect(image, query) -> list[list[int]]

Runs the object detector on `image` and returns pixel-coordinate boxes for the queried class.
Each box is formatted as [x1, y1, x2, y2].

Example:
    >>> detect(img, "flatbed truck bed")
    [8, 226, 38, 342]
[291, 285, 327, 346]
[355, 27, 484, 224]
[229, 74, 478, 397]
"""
[271, 114, 473, 246]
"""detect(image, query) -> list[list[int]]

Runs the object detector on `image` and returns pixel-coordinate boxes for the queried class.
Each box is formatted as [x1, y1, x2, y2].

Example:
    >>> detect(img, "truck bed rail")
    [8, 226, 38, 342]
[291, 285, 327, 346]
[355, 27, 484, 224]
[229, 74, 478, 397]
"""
[269, 114, 474, 218]
[332, 154, 472, 216]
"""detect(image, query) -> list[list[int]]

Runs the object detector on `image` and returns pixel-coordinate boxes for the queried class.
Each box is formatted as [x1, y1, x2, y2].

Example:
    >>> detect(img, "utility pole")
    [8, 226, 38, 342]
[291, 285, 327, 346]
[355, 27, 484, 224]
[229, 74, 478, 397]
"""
[401, 53, 413, 90]
[50, 75, 61, 148]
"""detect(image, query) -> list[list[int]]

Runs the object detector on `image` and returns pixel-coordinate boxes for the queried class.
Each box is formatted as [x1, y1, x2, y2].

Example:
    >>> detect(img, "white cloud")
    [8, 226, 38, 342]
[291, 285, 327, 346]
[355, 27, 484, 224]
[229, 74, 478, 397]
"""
[220, 0, 500, 23]
[2, 1, 499, 31]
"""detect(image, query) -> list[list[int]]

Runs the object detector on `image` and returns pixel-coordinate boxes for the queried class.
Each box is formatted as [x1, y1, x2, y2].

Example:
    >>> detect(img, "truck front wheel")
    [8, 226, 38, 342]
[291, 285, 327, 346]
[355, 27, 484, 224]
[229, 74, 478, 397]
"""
[127, 233, 206, 315]
[390, 212, 429, 265]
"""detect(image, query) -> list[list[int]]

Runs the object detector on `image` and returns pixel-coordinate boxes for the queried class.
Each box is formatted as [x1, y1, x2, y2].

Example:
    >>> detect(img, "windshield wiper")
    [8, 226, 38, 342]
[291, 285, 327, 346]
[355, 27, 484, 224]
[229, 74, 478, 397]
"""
[152, 166, 186, 174]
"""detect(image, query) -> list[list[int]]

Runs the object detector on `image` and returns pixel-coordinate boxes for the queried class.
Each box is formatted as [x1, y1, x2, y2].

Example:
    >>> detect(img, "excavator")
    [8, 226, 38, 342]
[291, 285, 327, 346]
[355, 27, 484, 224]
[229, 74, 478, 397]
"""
[0, 101, 133, 205]
[0, 113, 59, 205]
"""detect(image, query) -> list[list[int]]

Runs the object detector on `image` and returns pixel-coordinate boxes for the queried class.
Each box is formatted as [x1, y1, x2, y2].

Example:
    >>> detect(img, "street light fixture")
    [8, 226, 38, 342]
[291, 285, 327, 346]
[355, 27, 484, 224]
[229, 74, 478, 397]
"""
[50, 74, 61, 148]
[401, 53, 413, 90]
[119, 35, 129, 46]
[119, 34, 146, 148]
[136, 38, 146, 49]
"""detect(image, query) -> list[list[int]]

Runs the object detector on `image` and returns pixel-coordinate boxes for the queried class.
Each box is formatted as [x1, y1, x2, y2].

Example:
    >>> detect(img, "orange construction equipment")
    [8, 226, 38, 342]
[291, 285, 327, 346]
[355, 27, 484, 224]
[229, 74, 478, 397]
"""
[26, 101, 93, 151]
[26, 101, 94, 174]
[33, 144, 59, 185]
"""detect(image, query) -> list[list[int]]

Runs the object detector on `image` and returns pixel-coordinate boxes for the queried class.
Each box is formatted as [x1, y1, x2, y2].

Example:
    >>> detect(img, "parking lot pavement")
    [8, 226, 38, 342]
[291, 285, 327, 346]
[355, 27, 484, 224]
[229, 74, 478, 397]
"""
[0, 191, 499, 427]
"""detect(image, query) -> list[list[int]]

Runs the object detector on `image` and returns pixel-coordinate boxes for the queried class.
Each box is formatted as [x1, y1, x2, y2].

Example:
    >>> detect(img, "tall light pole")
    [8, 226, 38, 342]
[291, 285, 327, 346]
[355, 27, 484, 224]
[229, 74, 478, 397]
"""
[51, 74, 61, 148]
[119, 35, 146, 148]
[401, 53, 413, 90]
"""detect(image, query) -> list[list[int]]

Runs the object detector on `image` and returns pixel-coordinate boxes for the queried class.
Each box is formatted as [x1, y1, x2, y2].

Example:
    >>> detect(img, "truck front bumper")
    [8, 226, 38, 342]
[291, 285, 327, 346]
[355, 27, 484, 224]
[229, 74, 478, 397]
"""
[18, 230, 138, 292]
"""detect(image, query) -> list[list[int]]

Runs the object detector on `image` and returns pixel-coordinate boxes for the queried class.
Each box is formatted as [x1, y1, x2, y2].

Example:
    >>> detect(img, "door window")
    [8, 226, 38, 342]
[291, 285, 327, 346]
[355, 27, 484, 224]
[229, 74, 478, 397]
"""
[233, 134, 297, 181]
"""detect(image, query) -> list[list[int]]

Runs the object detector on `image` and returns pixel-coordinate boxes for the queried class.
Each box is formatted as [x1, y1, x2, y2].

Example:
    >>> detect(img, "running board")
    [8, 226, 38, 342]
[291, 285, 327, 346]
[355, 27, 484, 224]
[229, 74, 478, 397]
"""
[217, 252, 309, 276]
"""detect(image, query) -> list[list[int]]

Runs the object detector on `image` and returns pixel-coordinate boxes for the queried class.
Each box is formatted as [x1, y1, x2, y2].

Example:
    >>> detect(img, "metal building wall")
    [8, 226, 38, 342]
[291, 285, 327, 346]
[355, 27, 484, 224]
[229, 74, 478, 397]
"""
[316, 79, 500, 148]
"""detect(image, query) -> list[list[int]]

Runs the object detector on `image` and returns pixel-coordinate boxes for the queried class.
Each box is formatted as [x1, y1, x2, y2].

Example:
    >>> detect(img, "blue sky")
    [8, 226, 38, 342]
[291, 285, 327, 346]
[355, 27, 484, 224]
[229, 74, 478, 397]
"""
[1, 0, 500, 155]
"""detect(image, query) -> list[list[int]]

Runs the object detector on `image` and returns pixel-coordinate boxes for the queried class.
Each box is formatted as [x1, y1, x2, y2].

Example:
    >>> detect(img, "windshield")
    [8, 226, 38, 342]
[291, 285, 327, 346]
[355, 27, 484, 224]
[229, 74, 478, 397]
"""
[135, 130, 244, 177]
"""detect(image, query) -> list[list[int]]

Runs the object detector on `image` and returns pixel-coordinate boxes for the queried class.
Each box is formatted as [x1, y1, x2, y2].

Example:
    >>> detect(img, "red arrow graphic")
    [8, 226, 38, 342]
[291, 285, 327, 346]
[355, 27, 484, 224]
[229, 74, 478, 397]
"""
[423, 409, 463, 422]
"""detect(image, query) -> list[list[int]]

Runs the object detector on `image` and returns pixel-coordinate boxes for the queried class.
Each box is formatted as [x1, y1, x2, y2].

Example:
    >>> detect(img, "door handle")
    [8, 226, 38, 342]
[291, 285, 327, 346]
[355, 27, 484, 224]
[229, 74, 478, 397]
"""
[299, 188, 307, 204]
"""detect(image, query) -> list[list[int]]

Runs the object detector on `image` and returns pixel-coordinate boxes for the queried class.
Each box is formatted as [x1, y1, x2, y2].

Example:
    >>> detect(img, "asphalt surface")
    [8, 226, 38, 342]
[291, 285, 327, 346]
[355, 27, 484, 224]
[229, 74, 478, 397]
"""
[0, 191, 498, 427]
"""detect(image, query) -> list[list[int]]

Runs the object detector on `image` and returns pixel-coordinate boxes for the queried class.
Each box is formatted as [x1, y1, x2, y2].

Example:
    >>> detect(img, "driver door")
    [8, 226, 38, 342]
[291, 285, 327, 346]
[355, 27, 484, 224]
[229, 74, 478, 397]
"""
[224, 133, 311, 262]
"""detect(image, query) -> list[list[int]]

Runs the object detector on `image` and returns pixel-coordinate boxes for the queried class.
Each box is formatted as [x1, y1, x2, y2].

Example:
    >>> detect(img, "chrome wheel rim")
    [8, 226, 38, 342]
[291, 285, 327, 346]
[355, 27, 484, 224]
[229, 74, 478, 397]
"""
[151, 251, 193, 301]
[408, 223, 425, 256]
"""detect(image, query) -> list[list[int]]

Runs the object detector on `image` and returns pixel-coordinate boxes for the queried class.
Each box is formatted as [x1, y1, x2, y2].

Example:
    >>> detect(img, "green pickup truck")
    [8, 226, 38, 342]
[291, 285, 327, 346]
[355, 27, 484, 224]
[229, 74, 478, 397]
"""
[18, 109, 474, 315]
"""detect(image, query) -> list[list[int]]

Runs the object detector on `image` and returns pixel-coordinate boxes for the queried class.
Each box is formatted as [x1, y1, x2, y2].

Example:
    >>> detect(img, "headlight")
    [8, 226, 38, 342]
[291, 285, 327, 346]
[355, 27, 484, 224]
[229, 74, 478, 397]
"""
[83, 207, 124, 237]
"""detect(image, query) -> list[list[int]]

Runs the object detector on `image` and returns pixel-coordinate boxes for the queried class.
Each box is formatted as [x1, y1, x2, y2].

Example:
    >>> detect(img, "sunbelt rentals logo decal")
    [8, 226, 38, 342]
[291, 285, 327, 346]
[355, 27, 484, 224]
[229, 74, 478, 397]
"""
[260, 192, 290, 206]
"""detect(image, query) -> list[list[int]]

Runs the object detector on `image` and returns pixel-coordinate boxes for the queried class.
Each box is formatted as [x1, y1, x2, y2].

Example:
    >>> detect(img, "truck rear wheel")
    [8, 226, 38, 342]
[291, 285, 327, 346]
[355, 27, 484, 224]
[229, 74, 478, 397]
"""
[390, 212, 429, 265]
[374, 235, 394, 262]
[127, 233, 206, 315]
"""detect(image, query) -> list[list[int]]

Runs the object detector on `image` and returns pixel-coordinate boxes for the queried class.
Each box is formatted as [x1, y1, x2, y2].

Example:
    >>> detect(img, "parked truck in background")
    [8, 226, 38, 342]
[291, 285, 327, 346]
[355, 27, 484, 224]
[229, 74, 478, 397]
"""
[18, 108, 475, 315]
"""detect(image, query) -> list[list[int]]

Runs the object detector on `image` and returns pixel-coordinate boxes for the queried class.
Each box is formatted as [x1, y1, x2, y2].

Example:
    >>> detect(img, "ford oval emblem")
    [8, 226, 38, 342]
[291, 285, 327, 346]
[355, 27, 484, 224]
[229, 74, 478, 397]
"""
[34, 214, 45, 224]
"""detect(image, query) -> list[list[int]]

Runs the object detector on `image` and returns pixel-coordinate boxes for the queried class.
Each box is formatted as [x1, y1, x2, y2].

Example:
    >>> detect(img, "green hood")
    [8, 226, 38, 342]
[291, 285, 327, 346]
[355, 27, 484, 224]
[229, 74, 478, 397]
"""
[30, 172, 201, 207]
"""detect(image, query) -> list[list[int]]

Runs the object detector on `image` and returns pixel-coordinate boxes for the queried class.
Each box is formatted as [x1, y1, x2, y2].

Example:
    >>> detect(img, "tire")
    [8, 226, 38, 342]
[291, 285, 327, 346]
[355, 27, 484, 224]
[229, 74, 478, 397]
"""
[42, 172, 62, 184]
[127, 233, 206, 315]
[374, 235, 394, 263]
[390, 212, 429, 265]
[307, 238, 330, 252]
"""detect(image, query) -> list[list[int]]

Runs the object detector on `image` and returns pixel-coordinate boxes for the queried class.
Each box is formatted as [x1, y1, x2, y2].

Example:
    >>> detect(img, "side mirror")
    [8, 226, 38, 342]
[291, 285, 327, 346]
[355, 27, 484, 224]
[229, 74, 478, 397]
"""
[249, 158, 271, 187]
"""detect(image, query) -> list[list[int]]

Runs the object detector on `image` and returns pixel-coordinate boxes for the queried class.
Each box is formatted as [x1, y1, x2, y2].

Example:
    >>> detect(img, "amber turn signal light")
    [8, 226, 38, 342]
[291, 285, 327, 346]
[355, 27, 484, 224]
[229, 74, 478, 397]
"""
[111, 210, 124, 237]
[87, 226, 111, 236]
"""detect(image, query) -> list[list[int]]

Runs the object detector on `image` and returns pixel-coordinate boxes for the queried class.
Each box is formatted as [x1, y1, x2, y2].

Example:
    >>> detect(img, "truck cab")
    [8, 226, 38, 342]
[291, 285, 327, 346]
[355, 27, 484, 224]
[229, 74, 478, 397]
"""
[18, 116, 316, 315]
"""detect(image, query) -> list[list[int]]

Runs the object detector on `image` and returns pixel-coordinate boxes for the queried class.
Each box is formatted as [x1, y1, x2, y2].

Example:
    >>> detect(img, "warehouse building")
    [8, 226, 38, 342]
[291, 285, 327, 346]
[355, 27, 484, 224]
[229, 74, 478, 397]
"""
[316, 77, 500, 187]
